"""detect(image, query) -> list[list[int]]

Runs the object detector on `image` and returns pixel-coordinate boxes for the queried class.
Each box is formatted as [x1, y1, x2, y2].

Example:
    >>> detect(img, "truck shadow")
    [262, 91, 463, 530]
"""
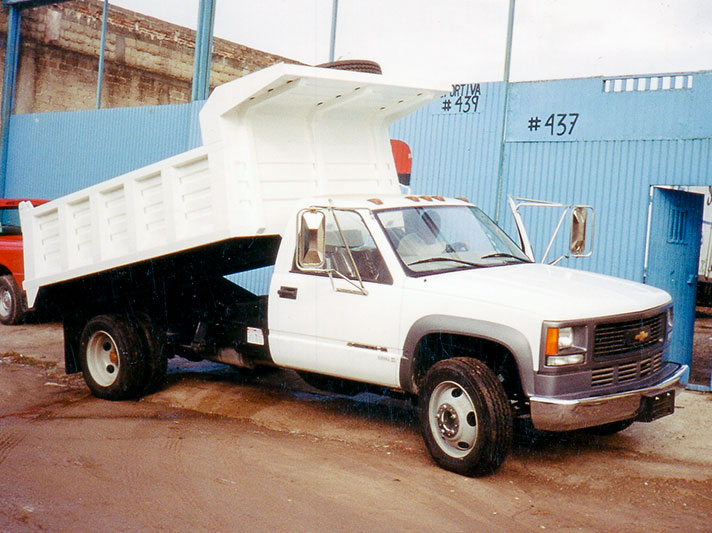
[162, 357, 420, 432]
[509, 418, 634, 463]
[161, 357, 629, 461]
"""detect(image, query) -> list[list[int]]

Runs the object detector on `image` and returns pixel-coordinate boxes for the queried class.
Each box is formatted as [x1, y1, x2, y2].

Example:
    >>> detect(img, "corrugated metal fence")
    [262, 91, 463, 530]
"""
[390, 82, 506, 217]
[5, 101, 204, 199]
[393, 71, 712, 281]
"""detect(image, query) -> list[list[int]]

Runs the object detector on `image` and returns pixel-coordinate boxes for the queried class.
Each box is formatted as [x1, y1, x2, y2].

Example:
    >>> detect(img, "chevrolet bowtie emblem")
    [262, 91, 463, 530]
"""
[634, 329, 650, 342]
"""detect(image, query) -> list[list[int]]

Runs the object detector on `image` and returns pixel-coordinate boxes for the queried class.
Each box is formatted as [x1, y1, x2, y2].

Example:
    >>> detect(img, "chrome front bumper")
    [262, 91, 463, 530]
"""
[529, 363, 688, 432]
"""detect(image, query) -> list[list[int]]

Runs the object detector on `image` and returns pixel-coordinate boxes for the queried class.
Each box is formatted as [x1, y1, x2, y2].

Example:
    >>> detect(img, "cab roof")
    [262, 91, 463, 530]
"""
[306, 194, 474, 211]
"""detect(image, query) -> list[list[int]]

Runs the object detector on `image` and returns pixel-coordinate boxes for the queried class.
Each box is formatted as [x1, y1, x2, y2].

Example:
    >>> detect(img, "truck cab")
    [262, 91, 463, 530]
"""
[269, 195, 683, 475]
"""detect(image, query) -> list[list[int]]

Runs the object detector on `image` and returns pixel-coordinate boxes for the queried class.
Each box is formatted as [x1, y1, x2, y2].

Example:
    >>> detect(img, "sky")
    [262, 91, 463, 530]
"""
[109, 0, 712, 86]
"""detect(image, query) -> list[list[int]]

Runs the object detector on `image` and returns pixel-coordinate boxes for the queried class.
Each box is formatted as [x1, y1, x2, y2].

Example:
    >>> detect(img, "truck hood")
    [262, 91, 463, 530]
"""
[408, 263, 671, 321]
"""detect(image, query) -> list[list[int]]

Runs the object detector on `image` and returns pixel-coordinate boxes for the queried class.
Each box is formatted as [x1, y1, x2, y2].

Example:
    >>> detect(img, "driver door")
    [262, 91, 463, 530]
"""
[314, 209, 402, 388]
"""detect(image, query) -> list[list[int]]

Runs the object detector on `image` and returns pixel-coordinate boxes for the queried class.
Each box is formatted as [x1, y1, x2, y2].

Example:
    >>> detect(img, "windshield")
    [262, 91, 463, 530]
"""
[376, 205, 531, 275]
[0, 207, 22, 235]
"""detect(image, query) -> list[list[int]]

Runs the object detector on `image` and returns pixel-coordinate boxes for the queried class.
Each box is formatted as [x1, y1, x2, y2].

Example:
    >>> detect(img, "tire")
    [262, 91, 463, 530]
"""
[134, 313, 167, 394]
[78, 314, 145, 400]
[0, 275, 26, 325]
[419, 358, 513, 476]
[316, 59, 383, 75]
[583, 418, 635, 436]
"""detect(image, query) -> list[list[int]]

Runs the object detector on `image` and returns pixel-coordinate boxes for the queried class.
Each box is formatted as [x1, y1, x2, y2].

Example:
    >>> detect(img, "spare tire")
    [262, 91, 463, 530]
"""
[316, 59, 382, 75]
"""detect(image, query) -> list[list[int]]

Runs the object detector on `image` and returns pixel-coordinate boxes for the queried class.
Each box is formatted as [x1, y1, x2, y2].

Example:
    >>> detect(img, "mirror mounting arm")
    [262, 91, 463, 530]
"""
[329, 204, 367, 293]
[508, 196, 594, 264]
[295, 205, 368, 296]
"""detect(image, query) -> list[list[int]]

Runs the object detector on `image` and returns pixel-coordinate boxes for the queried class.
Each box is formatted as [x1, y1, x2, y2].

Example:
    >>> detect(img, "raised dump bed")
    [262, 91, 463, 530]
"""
[19, 63, 443, 307]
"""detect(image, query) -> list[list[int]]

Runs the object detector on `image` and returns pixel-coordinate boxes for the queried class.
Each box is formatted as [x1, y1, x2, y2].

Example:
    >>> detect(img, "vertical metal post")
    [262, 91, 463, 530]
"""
[502, 0, 515, 86]
[191, 0, 216, 101]
[204, 0, 215, 96]
[494, 0, 516, 222]
[191, 0, 205, 101]
[329, 0, 339, 62]
[96, 0, 110, 109]
[0, 5, 23, 196]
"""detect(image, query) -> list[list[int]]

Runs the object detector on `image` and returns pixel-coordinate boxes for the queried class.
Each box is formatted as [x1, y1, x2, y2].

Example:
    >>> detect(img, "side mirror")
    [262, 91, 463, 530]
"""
[569, 206, 591, 256]
[296, 209, 326, 270]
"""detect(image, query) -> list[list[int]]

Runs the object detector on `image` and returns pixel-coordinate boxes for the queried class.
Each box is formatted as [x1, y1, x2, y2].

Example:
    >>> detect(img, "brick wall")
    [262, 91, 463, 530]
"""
[0, 0, 298, 114]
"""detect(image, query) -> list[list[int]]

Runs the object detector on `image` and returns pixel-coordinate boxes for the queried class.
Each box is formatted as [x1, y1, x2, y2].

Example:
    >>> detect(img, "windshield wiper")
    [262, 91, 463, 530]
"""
[480, 252, 530, 263]
[480, 252, 531, 263]
[407, 257, 482, 268]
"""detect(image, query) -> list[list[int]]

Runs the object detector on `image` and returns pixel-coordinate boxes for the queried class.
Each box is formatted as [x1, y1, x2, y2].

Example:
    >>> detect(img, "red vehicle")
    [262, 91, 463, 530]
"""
[0, 199, 47, 325]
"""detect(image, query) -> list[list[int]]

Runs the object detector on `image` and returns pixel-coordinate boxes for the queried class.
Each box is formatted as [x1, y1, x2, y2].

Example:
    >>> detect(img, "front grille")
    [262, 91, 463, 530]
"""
[618, 361, 638, 383]
[591, 352, 663, 387]
[591, 366, 614, 387]
[593, 313, 666, 358]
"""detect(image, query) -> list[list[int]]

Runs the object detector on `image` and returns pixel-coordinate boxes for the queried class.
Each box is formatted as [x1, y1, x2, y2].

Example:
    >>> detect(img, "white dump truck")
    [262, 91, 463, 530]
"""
[20, 63, 686, 476]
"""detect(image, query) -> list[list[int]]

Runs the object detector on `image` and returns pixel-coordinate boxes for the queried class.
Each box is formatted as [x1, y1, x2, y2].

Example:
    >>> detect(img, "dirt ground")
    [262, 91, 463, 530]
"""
[1, 322, 711, 532]
[692, 307, 712, 387]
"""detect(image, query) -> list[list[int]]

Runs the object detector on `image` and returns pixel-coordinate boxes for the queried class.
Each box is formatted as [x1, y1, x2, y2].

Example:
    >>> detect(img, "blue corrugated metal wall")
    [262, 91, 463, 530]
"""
[392, 70, 712, 282]
[390, 82, 506, 217]
[503, 138, 712, 279]
[500, 73, 712, 278]
[4, 101, 204, 199]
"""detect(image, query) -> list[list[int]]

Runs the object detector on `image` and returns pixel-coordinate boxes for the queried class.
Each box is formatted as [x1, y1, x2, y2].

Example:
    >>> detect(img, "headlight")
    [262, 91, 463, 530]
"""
[666, 307, 674, 330]
[544, 325, 587, 366]
[546, 353, 585, 366]
[557, 327, 575, 349]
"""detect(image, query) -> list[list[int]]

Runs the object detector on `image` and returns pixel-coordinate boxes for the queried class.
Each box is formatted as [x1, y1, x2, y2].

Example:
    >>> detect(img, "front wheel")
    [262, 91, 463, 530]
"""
[419, 358, 513, 476]
[0, 275, 26, 325]
[79, 314, 145, 400]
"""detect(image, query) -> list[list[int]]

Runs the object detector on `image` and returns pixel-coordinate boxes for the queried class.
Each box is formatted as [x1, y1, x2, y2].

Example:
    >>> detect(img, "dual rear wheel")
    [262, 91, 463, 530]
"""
[79, 314, 166, 400]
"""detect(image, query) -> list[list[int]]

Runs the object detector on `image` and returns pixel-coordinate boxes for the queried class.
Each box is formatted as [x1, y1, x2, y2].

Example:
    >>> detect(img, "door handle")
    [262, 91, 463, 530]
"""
[278, 286, 298, 299]
[687, 274, 696, 286]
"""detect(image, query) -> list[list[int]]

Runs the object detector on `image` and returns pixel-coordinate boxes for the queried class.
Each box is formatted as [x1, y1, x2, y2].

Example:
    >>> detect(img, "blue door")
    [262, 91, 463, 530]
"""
[646, 188, 703, 378]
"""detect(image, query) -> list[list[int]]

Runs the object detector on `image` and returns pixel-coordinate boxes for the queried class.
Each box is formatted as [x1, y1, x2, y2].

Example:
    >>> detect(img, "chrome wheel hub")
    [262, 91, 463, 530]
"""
[429, 380, 479, 458]
[86, 330, 120, 387]
[437, 403, 459, 438]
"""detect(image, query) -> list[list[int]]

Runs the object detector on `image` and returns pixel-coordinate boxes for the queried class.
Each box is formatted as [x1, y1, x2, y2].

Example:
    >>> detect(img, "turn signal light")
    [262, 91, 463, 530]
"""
[545, 328, 559, 356]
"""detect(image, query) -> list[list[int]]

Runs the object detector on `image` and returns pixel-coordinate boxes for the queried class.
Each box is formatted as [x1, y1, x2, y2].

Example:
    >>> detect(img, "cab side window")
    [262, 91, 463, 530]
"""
[324, 210, 392, 285]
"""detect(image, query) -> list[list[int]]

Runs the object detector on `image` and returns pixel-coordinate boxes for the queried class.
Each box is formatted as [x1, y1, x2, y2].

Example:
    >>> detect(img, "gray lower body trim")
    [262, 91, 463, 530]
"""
[529, 363, 687, 431]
